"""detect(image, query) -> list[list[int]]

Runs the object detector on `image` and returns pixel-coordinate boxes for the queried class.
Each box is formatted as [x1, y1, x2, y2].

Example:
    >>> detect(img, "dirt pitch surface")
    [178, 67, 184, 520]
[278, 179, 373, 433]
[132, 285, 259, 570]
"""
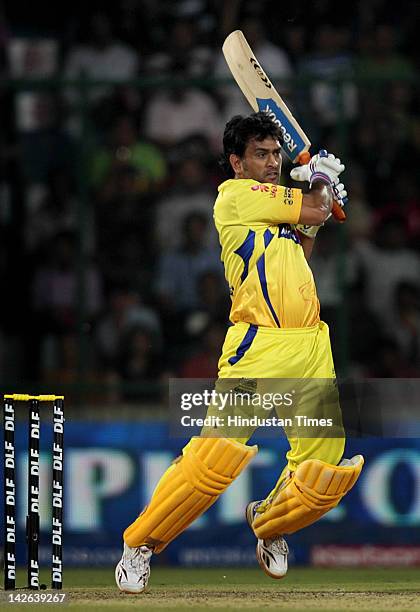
[3, 567, 420, 612]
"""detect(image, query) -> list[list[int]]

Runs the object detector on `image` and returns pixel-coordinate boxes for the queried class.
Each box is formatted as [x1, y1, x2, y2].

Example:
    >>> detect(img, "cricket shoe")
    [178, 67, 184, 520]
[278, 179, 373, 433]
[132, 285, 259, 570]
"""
[115, 542, 152, 593]
[246, 500, 289, 579]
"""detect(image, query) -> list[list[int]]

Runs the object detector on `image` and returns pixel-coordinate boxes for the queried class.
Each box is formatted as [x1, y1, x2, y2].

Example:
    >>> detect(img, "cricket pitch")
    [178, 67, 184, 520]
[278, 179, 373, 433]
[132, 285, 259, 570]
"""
[3, 567, 420, 611]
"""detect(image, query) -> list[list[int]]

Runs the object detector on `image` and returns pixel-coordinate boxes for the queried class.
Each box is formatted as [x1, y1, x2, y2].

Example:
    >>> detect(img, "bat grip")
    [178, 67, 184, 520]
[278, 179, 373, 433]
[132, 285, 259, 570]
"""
[297, 151, 346, 222]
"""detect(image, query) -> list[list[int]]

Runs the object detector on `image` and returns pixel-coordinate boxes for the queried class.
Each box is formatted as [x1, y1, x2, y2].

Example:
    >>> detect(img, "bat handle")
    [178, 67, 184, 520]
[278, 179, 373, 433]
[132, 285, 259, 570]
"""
[298, 151, 311, 165]
[297, 151, 346, 223]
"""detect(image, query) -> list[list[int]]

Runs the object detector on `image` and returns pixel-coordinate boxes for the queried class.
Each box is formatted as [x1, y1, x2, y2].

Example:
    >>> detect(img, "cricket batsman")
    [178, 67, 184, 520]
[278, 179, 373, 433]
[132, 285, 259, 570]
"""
[115, 112, 364, 593]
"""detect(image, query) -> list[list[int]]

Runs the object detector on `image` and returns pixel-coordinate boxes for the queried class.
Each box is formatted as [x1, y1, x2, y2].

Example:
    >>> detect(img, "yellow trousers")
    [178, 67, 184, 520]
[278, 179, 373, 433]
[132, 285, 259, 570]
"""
[203, 321, 345, 476]
[123, 321, 345, 549]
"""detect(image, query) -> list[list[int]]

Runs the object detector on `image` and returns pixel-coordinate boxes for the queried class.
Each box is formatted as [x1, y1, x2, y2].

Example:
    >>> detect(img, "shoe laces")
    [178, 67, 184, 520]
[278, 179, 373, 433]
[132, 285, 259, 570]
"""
[126, 546, 150, 572]
[266, 536, 289, 556]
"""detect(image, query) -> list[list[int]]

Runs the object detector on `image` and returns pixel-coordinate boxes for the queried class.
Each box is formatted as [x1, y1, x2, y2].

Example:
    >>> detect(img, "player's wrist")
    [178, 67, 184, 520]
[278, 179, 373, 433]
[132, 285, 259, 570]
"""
[296, 223, 321, 239]
[309, 172, 333, 188]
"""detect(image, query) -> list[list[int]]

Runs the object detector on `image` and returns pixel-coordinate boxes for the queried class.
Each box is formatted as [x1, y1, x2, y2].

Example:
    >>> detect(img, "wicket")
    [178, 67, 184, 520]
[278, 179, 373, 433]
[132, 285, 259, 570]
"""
[3, 394, 64, 590]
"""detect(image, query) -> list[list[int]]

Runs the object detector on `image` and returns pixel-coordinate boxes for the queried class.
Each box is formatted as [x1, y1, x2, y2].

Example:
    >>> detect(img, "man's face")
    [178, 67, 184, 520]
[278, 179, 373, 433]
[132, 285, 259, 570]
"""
[231, 136, 282, 184]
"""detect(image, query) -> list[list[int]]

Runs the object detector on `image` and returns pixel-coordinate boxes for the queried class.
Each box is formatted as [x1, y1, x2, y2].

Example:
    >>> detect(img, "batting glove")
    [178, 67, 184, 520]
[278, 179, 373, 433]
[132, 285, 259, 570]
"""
[290, 150, 345, 187]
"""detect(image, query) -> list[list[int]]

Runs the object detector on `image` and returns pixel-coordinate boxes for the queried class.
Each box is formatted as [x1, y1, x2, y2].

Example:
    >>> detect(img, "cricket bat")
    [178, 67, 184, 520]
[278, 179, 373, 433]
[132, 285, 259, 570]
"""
[222, 30, 346, 222]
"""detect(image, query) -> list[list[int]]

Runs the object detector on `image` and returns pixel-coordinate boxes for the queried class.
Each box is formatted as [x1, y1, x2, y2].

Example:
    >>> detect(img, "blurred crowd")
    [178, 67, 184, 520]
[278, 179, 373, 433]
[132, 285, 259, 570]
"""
[0, 0, 419, 402]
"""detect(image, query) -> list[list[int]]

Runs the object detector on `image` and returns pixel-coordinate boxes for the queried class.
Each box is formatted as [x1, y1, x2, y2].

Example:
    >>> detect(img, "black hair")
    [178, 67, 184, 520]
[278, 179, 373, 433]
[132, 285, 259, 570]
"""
[219, 112, 284, 177]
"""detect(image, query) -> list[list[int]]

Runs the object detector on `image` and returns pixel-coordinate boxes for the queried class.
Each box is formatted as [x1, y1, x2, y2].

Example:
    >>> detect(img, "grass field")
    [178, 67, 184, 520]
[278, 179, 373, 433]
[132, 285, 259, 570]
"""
[2, 567, 420, 611]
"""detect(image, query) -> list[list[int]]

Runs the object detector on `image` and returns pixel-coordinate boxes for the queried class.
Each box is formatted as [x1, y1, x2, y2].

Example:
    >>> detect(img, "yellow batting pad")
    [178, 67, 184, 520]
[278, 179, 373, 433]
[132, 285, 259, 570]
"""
[252, 455, 364, 539]
[124, 437, 257, 552]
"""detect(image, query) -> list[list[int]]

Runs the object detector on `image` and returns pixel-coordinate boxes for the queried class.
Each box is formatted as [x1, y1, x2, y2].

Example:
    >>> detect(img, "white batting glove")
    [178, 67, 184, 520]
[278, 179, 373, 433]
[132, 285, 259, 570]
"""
[290, 150, 345, 187]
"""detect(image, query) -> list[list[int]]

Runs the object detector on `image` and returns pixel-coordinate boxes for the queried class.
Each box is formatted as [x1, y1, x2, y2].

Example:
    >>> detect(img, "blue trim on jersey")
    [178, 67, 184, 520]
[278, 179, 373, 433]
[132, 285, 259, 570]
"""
[228, 324, 258, 365]
[234, 229, 256, 283]
[264, 229, 274, 248]
[257, 253, 281, 327]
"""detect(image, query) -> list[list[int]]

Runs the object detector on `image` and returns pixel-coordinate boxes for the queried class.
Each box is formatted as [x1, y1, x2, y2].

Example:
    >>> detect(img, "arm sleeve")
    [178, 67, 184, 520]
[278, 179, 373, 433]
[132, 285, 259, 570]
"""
[236, 183, 302, 224]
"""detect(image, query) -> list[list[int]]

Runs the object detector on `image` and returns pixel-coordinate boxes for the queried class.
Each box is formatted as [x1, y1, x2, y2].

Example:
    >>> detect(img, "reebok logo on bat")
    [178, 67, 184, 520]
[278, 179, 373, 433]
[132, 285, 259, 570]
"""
[250, 58, 272, 89]
[257, 100, 299, 155]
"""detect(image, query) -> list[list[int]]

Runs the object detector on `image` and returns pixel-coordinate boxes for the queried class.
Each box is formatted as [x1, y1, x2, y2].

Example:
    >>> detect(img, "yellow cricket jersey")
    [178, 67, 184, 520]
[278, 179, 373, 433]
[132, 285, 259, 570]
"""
[214, 178, 320, 328]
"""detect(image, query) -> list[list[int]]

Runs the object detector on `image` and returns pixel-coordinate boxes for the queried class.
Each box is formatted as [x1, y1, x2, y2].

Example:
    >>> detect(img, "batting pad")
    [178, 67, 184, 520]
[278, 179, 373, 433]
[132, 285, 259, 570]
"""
[124, 437, 257, 552]
[252, 455, 364, 539]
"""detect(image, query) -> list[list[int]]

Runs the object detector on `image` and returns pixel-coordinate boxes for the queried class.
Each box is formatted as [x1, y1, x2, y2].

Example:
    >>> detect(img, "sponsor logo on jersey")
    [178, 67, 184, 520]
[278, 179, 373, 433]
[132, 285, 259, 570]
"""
[251, 184, 270, 192]
[250, 184, 280, 198]
[278, 224, 300, 244]
[283, 188, 294, 206]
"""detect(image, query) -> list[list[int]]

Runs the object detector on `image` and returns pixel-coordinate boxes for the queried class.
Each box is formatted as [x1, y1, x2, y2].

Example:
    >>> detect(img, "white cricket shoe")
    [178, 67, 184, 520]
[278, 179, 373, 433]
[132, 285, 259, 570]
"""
[246, 501, 288, 579]
[115, 542, 152, 593]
